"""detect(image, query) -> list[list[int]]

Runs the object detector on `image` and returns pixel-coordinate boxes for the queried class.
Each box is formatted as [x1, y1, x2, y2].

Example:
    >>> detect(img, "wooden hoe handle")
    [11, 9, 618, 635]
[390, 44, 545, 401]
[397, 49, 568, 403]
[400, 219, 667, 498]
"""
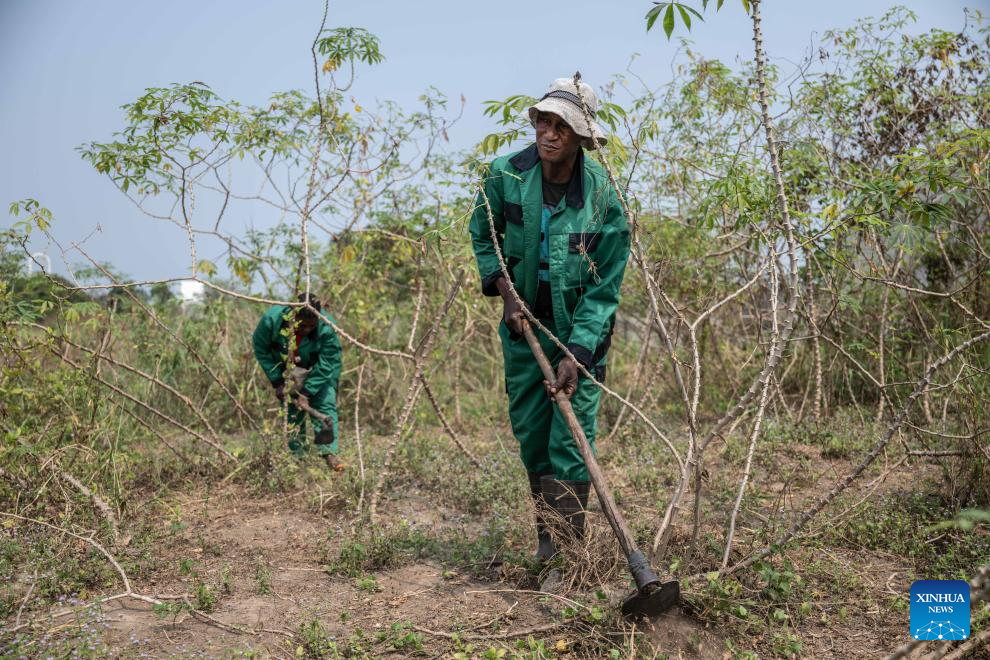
[520, 321, 643, 562]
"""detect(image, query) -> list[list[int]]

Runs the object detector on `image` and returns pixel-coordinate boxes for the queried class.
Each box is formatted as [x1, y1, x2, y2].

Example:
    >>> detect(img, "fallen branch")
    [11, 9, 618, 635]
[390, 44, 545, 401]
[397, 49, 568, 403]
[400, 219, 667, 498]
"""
[0, 513, 294, 640]
[413, 622, 564, 641]
[725, 329, 990, 577]
[48, 347, 235, 461]
[0, 512, 161, 636]
[54, 467, 121, 546]
[51, 328, 223, 446]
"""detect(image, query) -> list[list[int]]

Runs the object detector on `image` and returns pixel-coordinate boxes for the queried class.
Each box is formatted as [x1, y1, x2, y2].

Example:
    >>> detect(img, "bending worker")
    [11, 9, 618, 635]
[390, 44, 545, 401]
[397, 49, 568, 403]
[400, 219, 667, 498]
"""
[469, 76, 630, 563]
[252, 293, 345, 472]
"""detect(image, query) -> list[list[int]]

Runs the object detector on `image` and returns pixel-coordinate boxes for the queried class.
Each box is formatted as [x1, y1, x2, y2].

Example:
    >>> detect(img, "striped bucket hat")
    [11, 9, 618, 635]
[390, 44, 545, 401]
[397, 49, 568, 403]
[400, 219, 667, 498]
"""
[527, 75, 607, 150]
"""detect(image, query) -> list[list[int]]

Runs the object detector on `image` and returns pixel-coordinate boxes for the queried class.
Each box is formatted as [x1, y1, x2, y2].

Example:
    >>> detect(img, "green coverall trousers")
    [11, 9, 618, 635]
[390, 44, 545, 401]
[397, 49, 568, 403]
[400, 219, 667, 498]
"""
[286, 386, 339, 458]
[499, 319, 601, 482]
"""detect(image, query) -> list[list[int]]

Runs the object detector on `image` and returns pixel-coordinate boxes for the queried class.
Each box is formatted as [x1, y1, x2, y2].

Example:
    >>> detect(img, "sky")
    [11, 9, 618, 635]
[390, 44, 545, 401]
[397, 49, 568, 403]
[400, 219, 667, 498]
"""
[0, 0, 984, 283]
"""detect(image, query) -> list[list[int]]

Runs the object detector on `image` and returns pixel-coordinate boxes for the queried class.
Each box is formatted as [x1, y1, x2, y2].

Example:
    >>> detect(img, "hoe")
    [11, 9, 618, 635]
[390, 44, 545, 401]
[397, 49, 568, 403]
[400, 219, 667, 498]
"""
[522, 320, 680, 618]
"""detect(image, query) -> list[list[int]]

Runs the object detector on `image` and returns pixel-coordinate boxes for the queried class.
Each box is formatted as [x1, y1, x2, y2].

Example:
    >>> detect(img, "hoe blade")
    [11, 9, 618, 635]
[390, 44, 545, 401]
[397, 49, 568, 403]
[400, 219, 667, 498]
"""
[620, 580, 680, 619]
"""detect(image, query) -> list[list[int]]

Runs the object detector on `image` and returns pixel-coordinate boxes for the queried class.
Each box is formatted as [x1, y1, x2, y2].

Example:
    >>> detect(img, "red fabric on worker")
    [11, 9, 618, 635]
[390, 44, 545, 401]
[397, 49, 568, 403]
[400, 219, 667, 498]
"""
[288, 329, 307, 365]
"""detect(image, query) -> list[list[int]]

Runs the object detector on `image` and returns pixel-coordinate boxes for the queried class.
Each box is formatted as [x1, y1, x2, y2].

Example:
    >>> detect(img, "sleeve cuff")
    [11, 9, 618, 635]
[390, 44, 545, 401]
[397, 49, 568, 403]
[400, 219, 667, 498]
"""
[481, 272, 504, 297]
[567, 343, 595, 370]
[271, 377, 285, 388]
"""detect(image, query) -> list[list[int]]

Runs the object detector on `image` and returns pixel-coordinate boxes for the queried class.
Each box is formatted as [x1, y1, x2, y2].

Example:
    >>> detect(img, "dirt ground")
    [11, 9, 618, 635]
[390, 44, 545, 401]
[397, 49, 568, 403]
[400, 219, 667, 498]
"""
[87, 486, 725, 658]
[7, 432, 986, 659]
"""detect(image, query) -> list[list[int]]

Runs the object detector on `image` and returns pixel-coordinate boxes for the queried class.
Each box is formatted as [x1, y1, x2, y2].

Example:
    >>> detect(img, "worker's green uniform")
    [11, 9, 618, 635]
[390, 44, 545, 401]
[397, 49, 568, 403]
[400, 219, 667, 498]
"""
[252, 305, 342, 457]
[469, 144, 630, 481]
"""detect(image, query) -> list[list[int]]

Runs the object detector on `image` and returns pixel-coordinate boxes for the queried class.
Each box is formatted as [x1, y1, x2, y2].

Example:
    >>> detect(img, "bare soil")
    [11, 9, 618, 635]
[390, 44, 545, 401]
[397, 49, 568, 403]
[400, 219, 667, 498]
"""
[15, 432, 980, 659]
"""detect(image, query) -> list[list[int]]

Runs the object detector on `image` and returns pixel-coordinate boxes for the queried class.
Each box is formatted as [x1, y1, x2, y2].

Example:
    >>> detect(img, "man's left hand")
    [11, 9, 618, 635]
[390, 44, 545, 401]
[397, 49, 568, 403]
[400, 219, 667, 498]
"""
[545, 357, 578, 400]
[295, 394, 310, 410]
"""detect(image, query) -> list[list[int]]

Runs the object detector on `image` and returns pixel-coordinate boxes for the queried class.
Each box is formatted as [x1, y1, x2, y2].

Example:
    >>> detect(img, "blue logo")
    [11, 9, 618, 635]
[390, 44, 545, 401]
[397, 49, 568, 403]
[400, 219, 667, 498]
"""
[910, 580, 969, 640]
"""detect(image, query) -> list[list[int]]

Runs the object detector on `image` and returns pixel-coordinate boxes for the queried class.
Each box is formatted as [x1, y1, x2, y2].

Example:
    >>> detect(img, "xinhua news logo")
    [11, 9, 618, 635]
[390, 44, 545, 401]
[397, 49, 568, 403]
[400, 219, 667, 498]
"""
[910, 580, 969, 640]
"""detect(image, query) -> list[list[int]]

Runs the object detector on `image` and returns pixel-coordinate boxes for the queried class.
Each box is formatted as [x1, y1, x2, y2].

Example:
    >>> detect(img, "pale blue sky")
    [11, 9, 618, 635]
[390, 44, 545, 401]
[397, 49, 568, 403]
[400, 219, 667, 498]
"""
[0, 0, 982, 281]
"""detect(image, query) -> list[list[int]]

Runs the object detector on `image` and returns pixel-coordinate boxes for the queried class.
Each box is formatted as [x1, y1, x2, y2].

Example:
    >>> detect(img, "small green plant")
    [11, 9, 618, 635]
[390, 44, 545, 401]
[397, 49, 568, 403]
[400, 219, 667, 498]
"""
[220, 562, 234, 594]
[819, 430, 852, 459]
[700, 571, 752, 623]
[343, 628, 370, 656]
[255, 556, 273, 595]
[452, 633, 477, 659]
[724, 640, 759, 660]
[297, 617, 338, 658]
[330, 539, 367, 576]
[195, 580, 216, 612]
[771, 630, 802, 657]
[375, 621, 423, 652]
[153, 600, 189, 624]
[755, 558, 802, 602]
[354, 575, 381, 592]
[890, 595, 908, 612]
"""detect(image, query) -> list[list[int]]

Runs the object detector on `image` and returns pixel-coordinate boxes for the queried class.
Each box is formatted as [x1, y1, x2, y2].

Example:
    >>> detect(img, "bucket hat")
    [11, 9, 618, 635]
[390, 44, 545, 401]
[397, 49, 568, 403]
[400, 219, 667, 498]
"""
[527, 75, 607, 150]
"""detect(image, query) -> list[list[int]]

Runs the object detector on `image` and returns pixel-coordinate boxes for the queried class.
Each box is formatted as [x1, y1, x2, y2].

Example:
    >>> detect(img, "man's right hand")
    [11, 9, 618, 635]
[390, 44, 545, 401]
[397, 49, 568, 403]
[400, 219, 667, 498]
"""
[496, 277, 526, 335]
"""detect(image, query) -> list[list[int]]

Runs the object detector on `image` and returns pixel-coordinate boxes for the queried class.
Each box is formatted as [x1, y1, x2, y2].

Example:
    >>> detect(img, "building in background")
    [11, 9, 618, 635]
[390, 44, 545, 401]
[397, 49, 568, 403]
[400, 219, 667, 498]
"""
[179, 280, 205, 306]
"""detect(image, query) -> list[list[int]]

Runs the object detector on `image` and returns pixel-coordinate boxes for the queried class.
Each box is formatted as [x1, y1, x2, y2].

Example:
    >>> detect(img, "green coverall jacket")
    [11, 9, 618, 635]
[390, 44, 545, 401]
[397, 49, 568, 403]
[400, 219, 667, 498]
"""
[468, 144, 630, 481]
[251, 305, 342, 398]
[468, 143, 631, 372]
[252, 305, 343, 456]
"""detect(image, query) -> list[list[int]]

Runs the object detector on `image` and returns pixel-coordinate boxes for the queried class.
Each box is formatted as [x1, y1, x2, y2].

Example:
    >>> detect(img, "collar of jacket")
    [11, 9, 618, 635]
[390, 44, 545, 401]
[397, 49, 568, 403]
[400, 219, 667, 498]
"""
[508, 143, 585, 209]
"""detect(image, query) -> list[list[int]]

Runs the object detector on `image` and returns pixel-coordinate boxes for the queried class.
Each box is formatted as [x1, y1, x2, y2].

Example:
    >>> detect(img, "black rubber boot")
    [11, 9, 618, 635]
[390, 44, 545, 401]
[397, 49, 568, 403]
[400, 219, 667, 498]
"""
[540, 476, 591, 543]
[528, 471, 556, 563]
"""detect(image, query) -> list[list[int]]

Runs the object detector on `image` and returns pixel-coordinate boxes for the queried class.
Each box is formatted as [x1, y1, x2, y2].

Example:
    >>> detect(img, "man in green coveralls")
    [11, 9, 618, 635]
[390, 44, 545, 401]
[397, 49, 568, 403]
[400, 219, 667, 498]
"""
[469, 76, 630, 563]
[252, 293, 345, 471]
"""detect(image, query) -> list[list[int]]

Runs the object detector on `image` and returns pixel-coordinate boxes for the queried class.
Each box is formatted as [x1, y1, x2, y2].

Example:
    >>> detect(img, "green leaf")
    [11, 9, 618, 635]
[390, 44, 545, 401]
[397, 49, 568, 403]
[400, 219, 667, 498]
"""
[663, 4, 676, 38]
[645, 5, 663, 31]
[717, 0, 725, 9]
[677, 4, 692, 30]
[741, 0, 750, 15]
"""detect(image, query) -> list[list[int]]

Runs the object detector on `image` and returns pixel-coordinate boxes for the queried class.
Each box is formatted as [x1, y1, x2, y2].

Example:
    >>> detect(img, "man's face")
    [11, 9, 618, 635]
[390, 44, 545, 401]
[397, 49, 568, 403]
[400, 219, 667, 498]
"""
[295, 315, 318, 335]
[535, 111, 582, 166]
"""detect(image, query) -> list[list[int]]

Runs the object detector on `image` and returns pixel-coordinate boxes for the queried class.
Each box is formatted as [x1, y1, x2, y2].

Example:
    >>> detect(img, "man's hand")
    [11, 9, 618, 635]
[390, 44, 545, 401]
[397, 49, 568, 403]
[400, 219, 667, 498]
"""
[496, 278, 525, 335]
[545, 357, 578, 400]
[504, 297, 526, 335]
[296, 394, 310, 411]
[274, 383, 286, 402]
